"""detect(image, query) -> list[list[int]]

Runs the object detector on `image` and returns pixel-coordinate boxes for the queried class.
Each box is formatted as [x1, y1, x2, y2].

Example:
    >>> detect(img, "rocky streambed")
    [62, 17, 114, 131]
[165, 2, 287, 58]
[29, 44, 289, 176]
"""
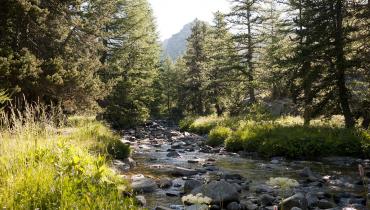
[113, 121, 370, 210]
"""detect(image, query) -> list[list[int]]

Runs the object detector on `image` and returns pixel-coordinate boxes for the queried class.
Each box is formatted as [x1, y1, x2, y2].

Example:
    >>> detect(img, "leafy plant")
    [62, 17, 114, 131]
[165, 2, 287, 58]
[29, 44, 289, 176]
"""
[207, 126, 232, 147]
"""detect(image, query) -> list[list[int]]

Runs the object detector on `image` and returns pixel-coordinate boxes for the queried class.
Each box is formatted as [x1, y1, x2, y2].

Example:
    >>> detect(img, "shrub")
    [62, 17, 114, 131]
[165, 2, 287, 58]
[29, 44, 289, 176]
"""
[225, 123, 370, 159]
[207, 126, 232, 147]
[179, 117, 196, 131]
[188, 116, 221, 135]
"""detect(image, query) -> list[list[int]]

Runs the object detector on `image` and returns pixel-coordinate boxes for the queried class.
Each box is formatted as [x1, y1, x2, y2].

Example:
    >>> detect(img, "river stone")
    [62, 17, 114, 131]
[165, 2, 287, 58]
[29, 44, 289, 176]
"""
[167, 151, 181, 157]
[240, 200, 258, 210]
[185, 204, 209, 210]
[259, 194, 275, 206]
[170, 166, 198, 177]
[184, 180, 202, 193]
[131, 177, 157, 193]
[317, 199, 334, 209]
[158, 178, 173, 189]
[135, 195, 146, 206]
[191, 180, 240, 204]
[299, 167, 321, 182]
[279, 193, 308, 210]
[227, 202, 241, 210]
[155, 206, 172, 210]
[306, 192, 319, 208]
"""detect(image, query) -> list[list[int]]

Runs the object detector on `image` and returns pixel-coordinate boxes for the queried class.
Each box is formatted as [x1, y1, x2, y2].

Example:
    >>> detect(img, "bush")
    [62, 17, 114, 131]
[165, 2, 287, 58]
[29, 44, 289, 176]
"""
[207, 126, 232, 147]
[179, 117, 196, 131]
[188, 116, 221, 135]
[225, 123, 370, 159]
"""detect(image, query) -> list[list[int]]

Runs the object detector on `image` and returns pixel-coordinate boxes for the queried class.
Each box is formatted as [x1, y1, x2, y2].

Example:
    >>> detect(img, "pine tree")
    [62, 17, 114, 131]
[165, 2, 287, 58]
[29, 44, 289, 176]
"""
[181, 20, 211, 115]
[206, 12, 240, 116]
[102, 0, 160, 128]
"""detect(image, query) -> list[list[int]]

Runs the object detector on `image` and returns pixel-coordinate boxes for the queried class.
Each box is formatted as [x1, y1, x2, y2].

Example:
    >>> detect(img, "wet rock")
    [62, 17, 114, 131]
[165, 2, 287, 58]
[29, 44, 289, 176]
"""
[170, 167, 198, 177]
[240, 200, 258, 210]
[188, 159, 200, 164]
[227, 202, 241, 210]
[207, 158, 216, 162]
[131, 177, 157, 193]
[317, 199, 335, 209]
[222, 173, 244, 181]
[167, 151, 181, 158]
[135, 195, 146, 206]
[306, 192, 319, 208]
[185, 204, 209, 210]
[259, 194, 276, 206]
[299, 167, 322, 182]
[113, 159, 130, 171]
[255, 185, 274, 194]
[125, 157, 136, 168]
[166, 191, 181, 197]
[291, 207, 302, 210]
[279, 193, 308, 210]
[184, 180, 202, 193]
[155, 206, 172, 210]
[158, 178, 172, 189]
[191, 180, 240, 204]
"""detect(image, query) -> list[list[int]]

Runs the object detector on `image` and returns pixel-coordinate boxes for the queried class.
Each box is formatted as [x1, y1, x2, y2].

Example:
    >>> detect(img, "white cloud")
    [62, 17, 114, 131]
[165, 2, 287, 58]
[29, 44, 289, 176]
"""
[148, 0, 231, 40]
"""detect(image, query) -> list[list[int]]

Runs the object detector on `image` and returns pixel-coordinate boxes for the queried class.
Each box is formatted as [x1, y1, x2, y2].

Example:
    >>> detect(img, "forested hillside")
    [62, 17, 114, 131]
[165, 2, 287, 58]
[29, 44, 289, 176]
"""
[0, 0, 370, 209]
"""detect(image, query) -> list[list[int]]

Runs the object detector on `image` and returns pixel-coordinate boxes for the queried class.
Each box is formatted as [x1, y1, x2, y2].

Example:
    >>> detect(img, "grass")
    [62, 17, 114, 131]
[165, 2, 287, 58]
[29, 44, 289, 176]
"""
[180, 115, 370, 159]
[0, 102, 137, 209]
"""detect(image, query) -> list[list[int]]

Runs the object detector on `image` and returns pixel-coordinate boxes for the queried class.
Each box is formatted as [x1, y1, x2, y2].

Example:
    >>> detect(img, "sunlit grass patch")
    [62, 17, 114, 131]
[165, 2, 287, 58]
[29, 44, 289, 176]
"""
[0, 104, 136, 209]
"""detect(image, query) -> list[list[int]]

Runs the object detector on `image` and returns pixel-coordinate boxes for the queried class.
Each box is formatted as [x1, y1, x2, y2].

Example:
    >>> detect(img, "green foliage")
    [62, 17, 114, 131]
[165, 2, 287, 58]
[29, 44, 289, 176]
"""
[179, 117, 196, 132]
[225, 123, 370, 159]
[0, 105, 135, 209]
[0, 89, 9, 110]
[188, 116, 222, 135]
[207, 126, 232, 147]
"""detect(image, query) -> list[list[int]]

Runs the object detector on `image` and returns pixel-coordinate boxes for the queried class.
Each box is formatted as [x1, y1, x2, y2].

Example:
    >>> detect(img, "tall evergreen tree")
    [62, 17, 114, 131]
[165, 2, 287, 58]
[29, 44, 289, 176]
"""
[102, 0, 160, 128]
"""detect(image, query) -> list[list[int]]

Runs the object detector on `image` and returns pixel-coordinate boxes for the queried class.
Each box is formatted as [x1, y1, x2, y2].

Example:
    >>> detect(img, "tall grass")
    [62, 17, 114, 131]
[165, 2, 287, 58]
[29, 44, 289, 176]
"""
[0, 101, 137, 209]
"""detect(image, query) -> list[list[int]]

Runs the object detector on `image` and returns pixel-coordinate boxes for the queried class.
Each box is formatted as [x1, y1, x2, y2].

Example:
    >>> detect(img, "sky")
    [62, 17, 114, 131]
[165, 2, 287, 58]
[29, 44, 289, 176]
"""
[148, 0, 231, 41]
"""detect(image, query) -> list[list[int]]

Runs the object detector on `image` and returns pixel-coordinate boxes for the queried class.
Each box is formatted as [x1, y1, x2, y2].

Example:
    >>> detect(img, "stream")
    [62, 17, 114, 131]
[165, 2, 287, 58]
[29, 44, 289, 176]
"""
[114, 120, 369, 210]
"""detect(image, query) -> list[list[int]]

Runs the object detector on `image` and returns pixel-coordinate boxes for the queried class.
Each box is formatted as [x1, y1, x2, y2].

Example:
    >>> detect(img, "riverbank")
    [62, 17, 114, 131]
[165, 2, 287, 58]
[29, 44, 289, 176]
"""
[0, 111, 137, 209]
[179, 116, 370, 159]
[123, 120, 370, 210]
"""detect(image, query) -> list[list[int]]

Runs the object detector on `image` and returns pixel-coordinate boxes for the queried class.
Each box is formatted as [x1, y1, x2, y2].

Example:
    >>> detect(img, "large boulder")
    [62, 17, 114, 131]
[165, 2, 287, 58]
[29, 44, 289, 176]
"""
[184, 180, 202, 193]
[169, 166, 198, 177]
[131, 177, 157, 193]
[280, 193, 308, 210]
[191, 180, 240, 204]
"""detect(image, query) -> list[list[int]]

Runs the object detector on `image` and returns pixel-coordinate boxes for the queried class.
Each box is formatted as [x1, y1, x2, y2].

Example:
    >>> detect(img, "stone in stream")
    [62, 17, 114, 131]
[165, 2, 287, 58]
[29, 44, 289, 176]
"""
[135, 195, 146, 206]
[184, 180, 202, 193]
[259, 194, 276, 206]
[155, 206, 172, 210]
[165, 191, 181, 197]
[185, 205, 209, 210]
[167, 151, 181, 158]
[240, 200, 258, 210]
[279, 193, 308, 210]
[131, 177, 157, 193]
[169, 166, 198, 177]
[158, 178, 173, 189]
[317, 199, 335, 209]
[190, 180, 240, 204]
[226, 202, 242, 210]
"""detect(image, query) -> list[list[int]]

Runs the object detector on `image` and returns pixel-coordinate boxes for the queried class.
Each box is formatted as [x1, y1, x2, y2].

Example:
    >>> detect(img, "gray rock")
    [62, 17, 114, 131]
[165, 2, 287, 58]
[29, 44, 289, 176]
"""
[158, 178, 173, 189]
[317, 199, 334, 209]
[155, 206, 172, 210]
[240, 200, 258, 210]
[191, 180, 240, 204]
[222, 173, 244, 181]
[184, 180, 202, 193]
[255, 185, 274, 194]
[227, 202, 242, 210]
[185, 204, 209, 210]
[279, 193, 308, 210]
[306, 192, 319, 208]
[291, 208, 302, 210]
[131, 177, 157, 193]
[299, 167, 321, 182]
[259, 194, 275, 206]
[135, 195, 146, 206]
[167, 151, 181, 157]
[166, 191, 181, 197]
[170, 166, 198, 177]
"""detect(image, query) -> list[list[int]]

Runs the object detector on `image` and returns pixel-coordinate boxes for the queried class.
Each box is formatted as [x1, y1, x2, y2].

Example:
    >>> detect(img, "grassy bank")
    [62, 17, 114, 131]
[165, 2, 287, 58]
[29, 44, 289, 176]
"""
[180, 115, 370, 159]
[0, 106, 136, 209]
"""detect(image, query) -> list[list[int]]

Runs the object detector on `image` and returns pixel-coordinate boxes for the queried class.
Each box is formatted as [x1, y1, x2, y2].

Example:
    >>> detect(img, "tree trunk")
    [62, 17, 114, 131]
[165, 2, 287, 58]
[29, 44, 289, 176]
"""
[334, 0, 355, 128]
